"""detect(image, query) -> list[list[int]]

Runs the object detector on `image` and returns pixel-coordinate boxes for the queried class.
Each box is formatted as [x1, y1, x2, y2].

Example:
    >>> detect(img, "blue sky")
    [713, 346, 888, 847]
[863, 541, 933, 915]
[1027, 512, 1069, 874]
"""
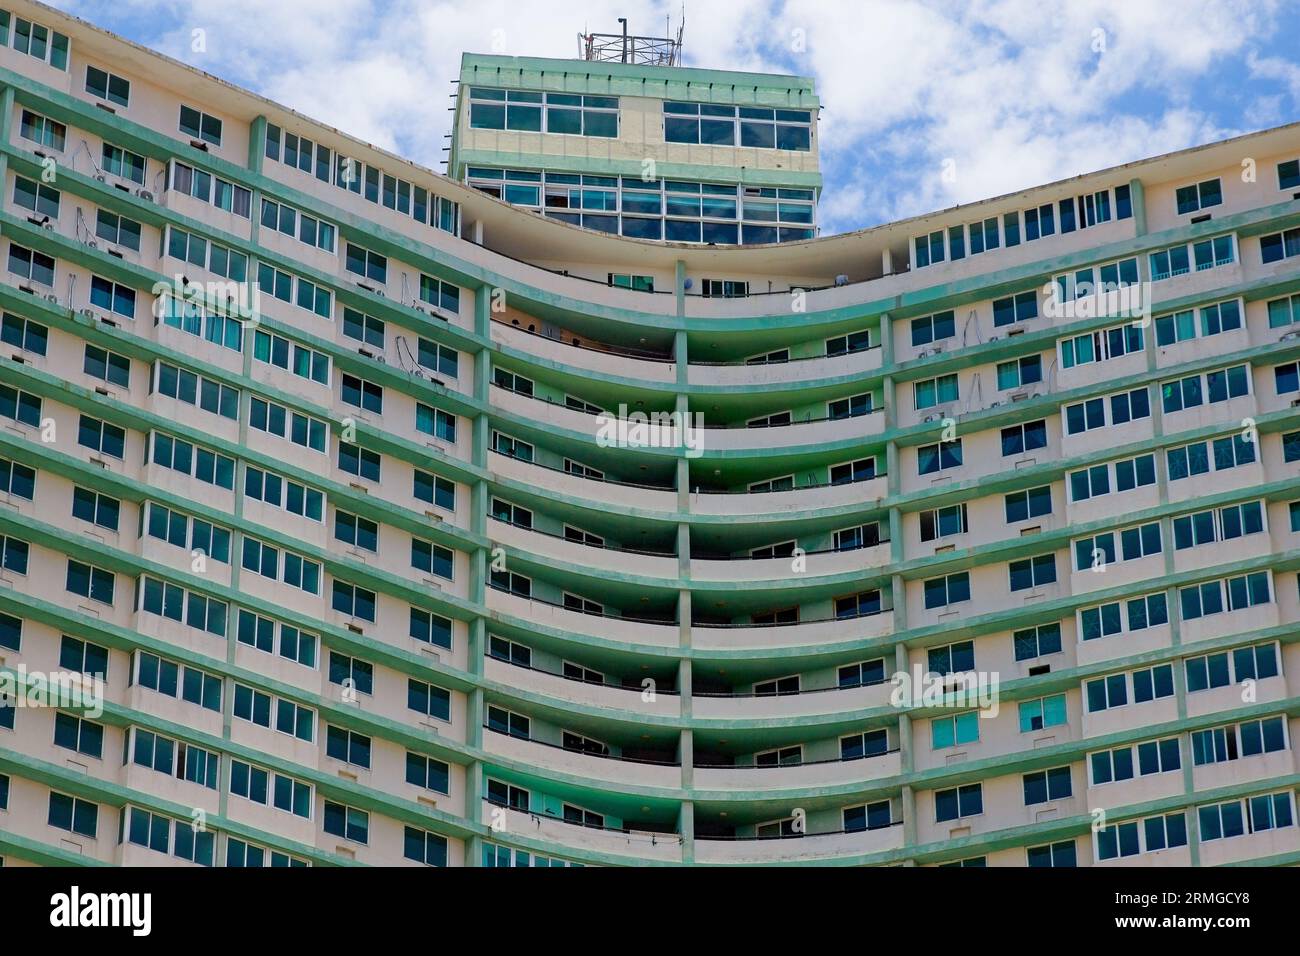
[49, 0, 1300, 235]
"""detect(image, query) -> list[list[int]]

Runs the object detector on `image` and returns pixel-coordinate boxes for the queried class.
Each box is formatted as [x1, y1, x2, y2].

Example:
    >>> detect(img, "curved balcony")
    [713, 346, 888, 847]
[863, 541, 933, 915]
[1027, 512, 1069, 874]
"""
[694, 820, 904, 864]
[482, 726, 681, 793]
[689, 540, 890, 584]
[483, 656, 682, 722]
[482, 802, 683, 863]
[489, 449, 678, 516]
[490, 517, 679, 581]
[687, 346, 882, 389]
[698, 409, 883, 453]
[692, 607, 894, 653]
[491, 320, 678, 385]
[485, 586, 680, 649]
[691, 678, 895, 721]
[689, 474, 887, 518]
[693, 749, 902, 793]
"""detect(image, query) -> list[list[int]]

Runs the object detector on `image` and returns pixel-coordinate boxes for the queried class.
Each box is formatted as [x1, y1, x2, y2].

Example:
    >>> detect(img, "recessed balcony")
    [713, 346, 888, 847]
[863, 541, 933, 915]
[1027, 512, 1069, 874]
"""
[693, 820, 904, 864]
[481, 801, 683, 863]
[482, 726, 682, 791]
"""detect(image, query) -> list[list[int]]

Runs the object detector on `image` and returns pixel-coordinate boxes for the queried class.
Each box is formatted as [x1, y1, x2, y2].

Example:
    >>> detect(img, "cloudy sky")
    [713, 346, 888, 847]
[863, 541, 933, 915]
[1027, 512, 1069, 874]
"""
[48, 0, 1300, 235]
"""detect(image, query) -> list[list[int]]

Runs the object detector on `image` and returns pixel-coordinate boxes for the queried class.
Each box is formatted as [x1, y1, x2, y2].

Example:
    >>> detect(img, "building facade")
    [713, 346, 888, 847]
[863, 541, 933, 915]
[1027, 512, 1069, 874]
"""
[0, 0, 1299, 868]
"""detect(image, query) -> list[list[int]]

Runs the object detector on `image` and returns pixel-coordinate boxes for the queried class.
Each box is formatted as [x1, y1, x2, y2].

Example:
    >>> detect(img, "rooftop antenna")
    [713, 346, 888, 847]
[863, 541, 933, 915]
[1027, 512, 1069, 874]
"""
[579, 14, 683, 66]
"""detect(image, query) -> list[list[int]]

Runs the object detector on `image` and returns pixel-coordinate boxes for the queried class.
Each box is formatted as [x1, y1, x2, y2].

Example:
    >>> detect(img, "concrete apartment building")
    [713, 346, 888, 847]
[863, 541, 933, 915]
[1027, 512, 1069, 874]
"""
[0, 0, 1298, 867]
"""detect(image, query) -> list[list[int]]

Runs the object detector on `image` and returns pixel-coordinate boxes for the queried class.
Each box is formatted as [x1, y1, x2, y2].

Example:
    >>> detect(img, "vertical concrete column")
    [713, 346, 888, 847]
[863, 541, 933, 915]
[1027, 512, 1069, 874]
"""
[1129, 178, 1147, 237]
[672, 320, 695, 861]
[463, 284, 494, 864]
[247, 115, 266, 174]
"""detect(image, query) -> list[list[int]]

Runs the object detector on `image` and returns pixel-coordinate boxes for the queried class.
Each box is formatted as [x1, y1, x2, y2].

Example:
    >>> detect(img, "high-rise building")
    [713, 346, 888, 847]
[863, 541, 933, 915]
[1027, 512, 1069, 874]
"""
[0, 0, 1298, 868]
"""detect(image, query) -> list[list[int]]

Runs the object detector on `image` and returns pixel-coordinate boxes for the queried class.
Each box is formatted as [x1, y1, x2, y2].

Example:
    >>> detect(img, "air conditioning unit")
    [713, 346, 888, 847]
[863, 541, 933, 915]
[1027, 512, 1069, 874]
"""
[1011, 391, 1030, 402]
[41, 221, 54, 231]
[136, 189, 154, 202]
[1281, 331, 1300, 342]
[79, 308, 94, 319]
[85, 239, 98, 249]
[413, 305, 426, 315]
[1008, 327, 1026, 337]
[988, 333, 1000, 342]
[374, 289, 386, 298]
[45, 293, 58, 304]
[923, 413, 941, 423]
[94, 173, 106, 183]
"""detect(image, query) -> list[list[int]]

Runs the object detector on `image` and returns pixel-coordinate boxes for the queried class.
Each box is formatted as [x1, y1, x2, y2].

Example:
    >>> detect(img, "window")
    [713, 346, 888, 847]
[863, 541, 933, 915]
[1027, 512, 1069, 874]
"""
[924, 572, 970, 609]
[0, 534, 27, 576]
[332, 581, 376, 622]
[259, 198, 335, 252]
[1161, 365, 1249, 413]
[1179, 571, 1270, 620]
[931, 711, 979, 749]
[826, 329, 872, 356]
[328, 652, 374, 697]
[843, 801, 893, 832]
[838, 658, 887, 689]
[72, 487, 119, 532]
[928, 641, 974, 675]
[914, 374, 957, 410]
[1247, 792, 1295, 834]
[834, 590, 881, 619]
[473, 87, 618, 136]
[1197, 801, 1246, 842]
[404, 827, 448, 867]
[488, 706, 530, 739]
[935, 784, 982, 822]
[0, 384, 41, 428]
[338, 442, 381, 483]
[66, 560, 114, 605]
[155, 362, 237, 418]
[10, 15, 70, 69]
[419, 274, 461, 314]
[834, 523, 880, 551]
[323, 802, 369, 844]
[1001, 420, 1047, 457]
[335, 511, 379, 553]
[829, 458, 875, 485]
[9, 243, 55, 286]
[406, 752, 450, 794]
[1023, 767, 1071, 805]
[920, 503, 967, 542]
[19, 109, 66, 150]
[326, 726, 371, 769]
[1026, 840, 1076, 867]
[917, 440, 962, 475]
[0, 456, 34, 502]
[48, 792, 97, 839]
[1175, 178, 1222, 214]
[345, 243, 388, 284]
[1173, 501, 1264, 550]
[1060, 324, 1143, 369]
[416, 405, 457, 444]
[1009, 554, 1056, 591]
[1004, 486, 1051, 523]
[85, 65, 130, 107]
[1019, 694, 1066, 732]
[662, 101, 808, 150]
[179, 105, 222, 145]
[412, 539, 454, 579]
[244, 466, 324, 521]
[102, 143, 146, 185]
[1, 312, 48, 356]
[1013, 622, 1062, 661]
[913, 230, 945, 268]
[252, 331, 329, 384]
[486, 779, 530, 811]
[12, 175, 59, 218]
[992, 291, 1038, 327]
[343, 308, 385, 348]
[1064, 388, 1149, 435]
[250, 398, 327, 452]
[89, 275, 136, 319]
[1168, 434, 1254, 481]
[828, 393, 872, 420]
[53, 712, 103, 759]
[997, 355, 1042, 391]
[1281, 159, 1300, 190]
[408, 680, 451, 721]
[911, 311, 955, 347]
[414, 470, 456, 512]
[418, 338, 459, 378]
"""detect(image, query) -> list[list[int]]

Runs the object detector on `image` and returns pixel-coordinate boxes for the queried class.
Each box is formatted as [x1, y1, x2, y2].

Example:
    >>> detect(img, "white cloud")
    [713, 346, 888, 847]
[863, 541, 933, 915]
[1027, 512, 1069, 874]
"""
[46, 0, 1296, 234]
